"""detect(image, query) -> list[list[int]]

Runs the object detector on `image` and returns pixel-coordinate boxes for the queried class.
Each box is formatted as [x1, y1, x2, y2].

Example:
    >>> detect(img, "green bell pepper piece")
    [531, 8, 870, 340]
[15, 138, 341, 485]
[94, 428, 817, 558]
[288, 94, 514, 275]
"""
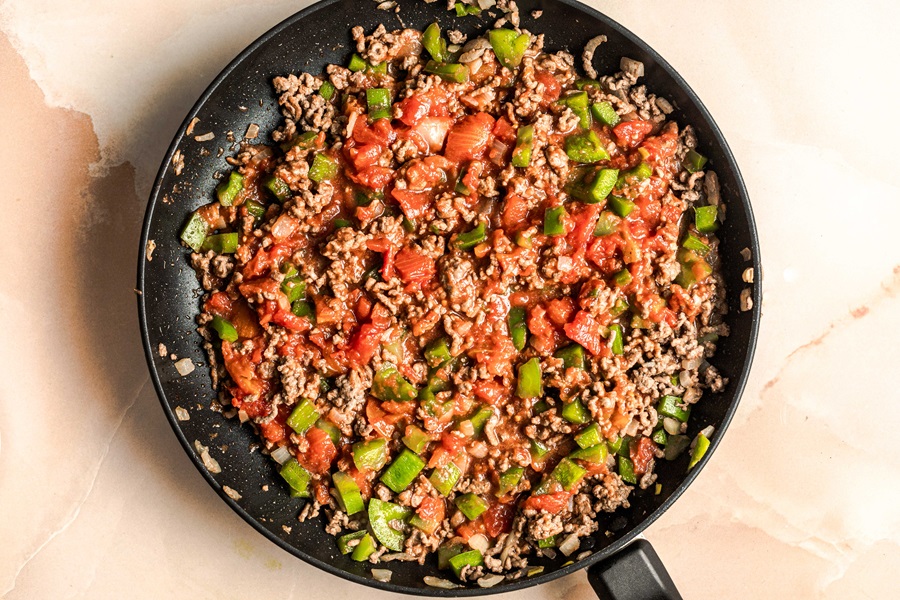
[564, 130, 609, 163]
[291, 300, 315, 322]
[351, 533, 377, 561]
[281, 277, 306, 303]
[593, 210, 621, 236]
[402, 425, 434, 454]
[454, 493, 489, 520]
[694, 205, 719, 233]
[279, 459, 311, 497]
[263, 174, 291, 202]
[561, 398, 590, 424]
[210, 315, 238, 343]
[512, 125, 534, 168]
[455, 222, 486, 249]
[488, 28, 530, 70]
[244, 199, 266, 220]
[682, 232, 711, 255]
[438, 543, 465, 570]
[368, 498, 412, 551]
[201, 232, 238, 254]
[308, 153, 338, 183]
[429, 461, 461, 496]
[544, 206, 567, 236]
[316, 418, 341, 444]
[319, 81, 335, 101]
[348, 53, 368, 72]
[607, 436, 625, 455]
[608, 196, 635, 218]
[576, 168, 619, 204]
[287, 399, 319, 434]
[468, 406, 494, 438]
[618, 455, 637, 484]
[449, 550, 484, 579]
[658, 395, 691, 422]
[332, 471, 365, 515]
[683, 149, 708, 173]
[508, 306, 527, 351]
[425, 338, 452, 368]
[337, 530, 367, 554]
[554, 344, 585, 370]
[423, 60, 469, 83]
[496, 466, 524, 496]
[530, 438, 550, 460]
[422, 22, 448, 62]
[665, 434, 690, 461]
[372, 365, 418, 402]
[688, 433, 710, 470]
[353, 438, 388, 471]
[380, 449, 426, 493]
[537, 535, 557, 549]
[410, 513, 440, 535]
[551, 457, 586, 490]
[367, 87, 392, 122]
[569, 443, 608, 464]
[608, 323, 624, 355]
[612, 268, 632, 287]
[216, 171, 244, 206]
[516, 357, 543, 399]
[454, 1, 481, 16]
[652, 428, 668, 445]
[574, 423, 602, 449]
[591, 101, 620, 127]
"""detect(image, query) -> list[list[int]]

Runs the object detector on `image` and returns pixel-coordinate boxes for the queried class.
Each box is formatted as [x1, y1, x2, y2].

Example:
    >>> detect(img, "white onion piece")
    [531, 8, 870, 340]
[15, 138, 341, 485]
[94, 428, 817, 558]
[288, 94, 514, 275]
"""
[271, 446, 292, 465]
[663, 417, 681, 436]
[175, 406, 190, 421]
[372, 569, 393, 582]
[477, 574, 505, 588]
[238, 409, 249, 423]
[682, 356, 702, 370]
[414, 117, 451, 152]
[558, 533, 581, 557]
[478, 0, 496, 9]
[468, 533, 489, 553]
[175, 358, 195, 376]
[489, 140, 508, 165]
[620, 57, 645, 78]
[424, 576, 460, 589]
[541, 548, 557, 560]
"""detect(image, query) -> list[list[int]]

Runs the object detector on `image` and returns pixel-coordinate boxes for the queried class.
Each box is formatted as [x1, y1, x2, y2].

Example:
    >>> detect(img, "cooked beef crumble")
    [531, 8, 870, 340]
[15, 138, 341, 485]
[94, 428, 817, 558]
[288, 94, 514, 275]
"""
[179, 14, 727, 585]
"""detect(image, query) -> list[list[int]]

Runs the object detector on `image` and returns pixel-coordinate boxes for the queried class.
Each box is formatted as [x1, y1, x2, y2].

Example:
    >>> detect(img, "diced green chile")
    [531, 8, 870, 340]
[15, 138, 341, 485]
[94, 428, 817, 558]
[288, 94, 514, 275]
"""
[244, 199, 266, 220]
[423, 60, 469, 83]
[352, 438, 388, 471]
[564, 130, 609, 163]
[608, 196, 635, 218]
[618, 456, 638, 484]
[593, 210, 621, 236]
[608, 323, 624, 355]
[682, 232, 711, 255]
[180, 211, 208, 252]
[552, 458, 587, 490]
[216, 172, 244, 206]
[516, 358, 543, 398]
[367, 87, 392, 121]
[316, 418, 341, 444]
[544, 206, 567, 236]
[613, 268, 632, 287]
[488, 28, 530, 69]
[555, 344, 585, 370]
[512, 125, 534, 167]
[508, 307, 527, 351]
[569, 443, 608, 464]
[683, 149, 708, 173]
[332, 472, 364, 515]
[201, 232, 238, 254]
[281, 277, 306, 303]
[263, 174, 291, 202]
[402, 425, 434, 454]
[591, 101, 620, 127]
[425, 338, 452, 368]
[694, 205, 719, 233]
[291, 300, 315, 322]
[577, 168, 619, 204]
[455, 222, 486, 249]
[319, 81, 335, 101]
[287, 399, 319, 434]
[337, 530, 367, 555]
[348, 53, 368, 72]
[422, 22, 449, 62]
[454, 493, 489, 520]
[429, 461, 461, 496]
[368, 498, 412, 551]
[308, 153, 338, 182]
[652, 428, 668, 445]
[210, 316, 238, 343]
[279, 459, 311, 496]
[380, 449, 426, 493]
[497, 467, 524, 496]
[574, 423, 602, 449]
[449, 550, 484, 579]
[372, 364, 418, 402]
[658, 395, 691, 422]
[561, 398, 590, 424]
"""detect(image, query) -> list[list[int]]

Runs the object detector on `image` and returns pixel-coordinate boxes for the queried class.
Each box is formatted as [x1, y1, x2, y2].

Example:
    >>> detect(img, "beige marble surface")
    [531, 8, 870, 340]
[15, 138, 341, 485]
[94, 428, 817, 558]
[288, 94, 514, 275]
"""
[2, 0, 899, 597]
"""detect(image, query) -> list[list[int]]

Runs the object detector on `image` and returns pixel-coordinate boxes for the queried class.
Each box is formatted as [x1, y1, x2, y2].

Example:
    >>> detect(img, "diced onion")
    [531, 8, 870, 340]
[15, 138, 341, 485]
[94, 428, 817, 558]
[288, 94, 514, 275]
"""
[175, 358, 195, 376]
[271, 446, 292, 465]
[478, 0, 496, 8]
[381, 552, 416, 562]
[424, 576, 460, 589]
[576, 550, 592, 561]
[620, 57, 644, 78]
[223, 486, 242, 501]
[678, 370, 693, 387]
[238, 409, 249, 423]
[489, 140, 509, 165]
[558, 533, 580, 557]
[468, 533, 489, 553]
[477, 574, 505, 588]
[372, 569, 393, 582]
[175, 406, 190, 421]
[682, 357, 702, 370]
[663, 417, 681, 435]
[540, 548, 556, 560]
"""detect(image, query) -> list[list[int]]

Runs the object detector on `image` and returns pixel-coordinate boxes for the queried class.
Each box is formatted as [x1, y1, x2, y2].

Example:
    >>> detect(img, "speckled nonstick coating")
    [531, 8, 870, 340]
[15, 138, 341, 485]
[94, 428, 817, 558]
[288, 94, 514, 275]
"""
[137, 0, 761, 594]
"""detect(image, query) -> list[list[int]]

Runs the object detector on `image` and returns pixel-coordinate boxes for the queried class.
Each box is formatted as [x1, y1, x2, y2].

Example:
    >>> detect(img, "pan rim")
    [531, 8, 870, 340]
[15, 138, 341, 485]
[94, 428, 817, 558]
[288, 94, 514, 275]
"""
[136, 0, 762, 595]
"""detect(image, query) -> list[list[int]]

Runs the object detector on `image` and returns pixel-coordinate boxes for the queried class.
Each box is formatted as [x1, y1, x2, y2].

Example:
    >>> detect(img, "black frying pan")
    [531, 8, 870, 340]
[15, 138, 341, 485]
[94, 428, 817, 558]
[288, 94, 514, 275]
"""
[137, 1, 761, 597]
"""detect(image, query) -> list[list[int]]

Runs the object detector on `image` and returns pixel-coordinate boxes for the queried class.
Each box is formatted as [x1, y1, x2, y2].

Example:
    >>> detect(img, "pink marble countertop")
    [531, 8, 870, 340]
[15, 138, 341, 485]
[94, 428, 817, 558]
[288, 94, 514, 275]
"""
[2, 1, 899, 597]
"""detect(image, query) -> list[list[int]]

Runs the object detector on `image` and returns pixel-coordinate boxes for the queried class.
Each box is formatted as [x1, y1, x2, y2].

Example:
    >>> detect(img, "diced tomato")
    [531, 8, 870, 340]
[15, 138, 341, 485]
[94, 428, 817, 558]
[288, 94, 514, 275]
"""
[501, 193, 531, 231]
[355, 295, 373, 321]
[640, 129, 679, 164]
[546, 298, 576, 326]
[346, 322, 385, 367]
[258, 419, 286, 443]
[350, 165, 394, 190]
[394, 247, 436, 285]
[523, 491, 570, 513]
[483, 502, 515, 537]
[221, 341, 264, 396]
[473, 379, 507, 406]
[455, 519, 487, 542]
[348, 466, 372, 498]
[314, 480, 331, 505]
[613, 119, 654, 149]
[444, 112, 495, 163]
[567, 204, 602, 251]
[459, 160, 484, 197]
[352, 116, 396, 146]
[205, 291, 234, 316]
[314, 296, 348, 328]
[586, 234, 625, 274]
[630, 437, 657, 476]
[346, 143, 383, 171]
[391, 188, 433, 220]
[271, 309, 311, 332]
[563, 310, 605, 356]
[527, 304, 563, 354]
[396, 94, 429, 127]
[491, 117, 517, 144]
[239, 278, 291, 313]
[533, 69, 562, 104]
[417, 496, 446, 523]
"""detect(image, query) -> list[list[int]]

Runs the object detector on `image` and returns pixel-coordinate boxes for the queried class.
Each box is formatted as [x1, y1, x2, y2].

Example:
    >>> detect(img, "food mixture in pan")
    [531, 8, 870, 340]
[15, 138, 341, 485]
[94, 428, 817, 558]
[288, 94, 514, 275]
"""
[180, 4, 728, 587]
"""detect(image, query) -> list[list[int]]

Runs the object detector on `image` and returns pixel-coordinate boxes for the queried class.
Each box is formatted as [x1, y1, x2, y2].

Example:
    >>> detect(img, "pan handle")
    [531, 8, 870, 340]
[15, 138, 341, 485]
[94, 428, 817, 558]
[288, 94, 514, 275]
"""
[587, 539, 683, 600]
